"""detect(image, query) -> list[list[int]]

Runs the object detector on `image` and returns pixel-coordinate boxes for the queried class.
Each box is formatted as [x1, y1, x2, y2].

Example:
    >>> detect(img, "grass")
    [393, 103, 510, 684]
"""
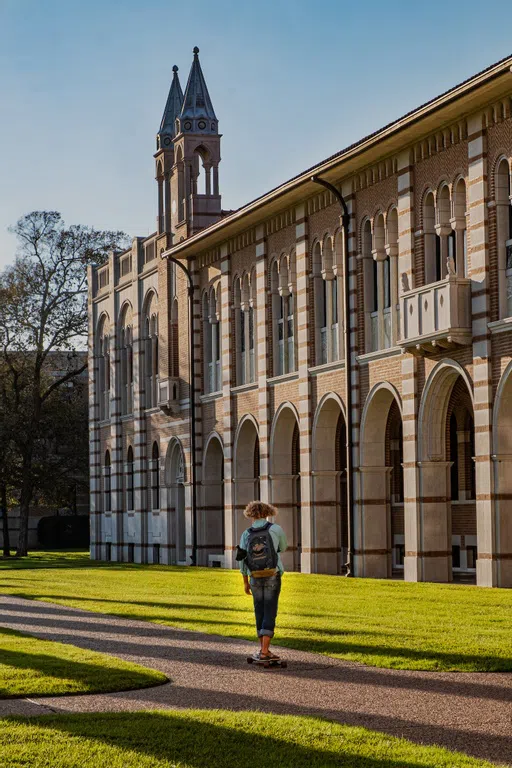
[0, 709, 500, 768]
[1, 551, 511, 672]
[0, 626, 167, 698]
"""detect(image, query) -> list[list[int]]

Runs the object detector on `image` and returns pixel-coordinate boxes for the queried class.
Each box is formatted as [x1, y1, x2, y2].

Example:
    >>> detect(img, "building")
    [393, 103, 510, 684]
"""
[88, 49, 512, 587]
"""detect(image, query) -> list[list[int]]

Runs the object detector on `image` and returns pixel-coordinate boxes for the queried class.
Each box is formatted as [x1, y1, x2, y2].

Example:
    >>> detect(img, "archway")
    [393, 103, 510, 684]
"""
[492, 363, 512, 587]
[270, 404, 300, 571]
[233, 416, 260, 547]
[200, 434, 225, 566]
[360, 384, 404, 579]
[165, 439, 187, 564]
[312, 395, 347, 574]
[417, 361, 475, 583]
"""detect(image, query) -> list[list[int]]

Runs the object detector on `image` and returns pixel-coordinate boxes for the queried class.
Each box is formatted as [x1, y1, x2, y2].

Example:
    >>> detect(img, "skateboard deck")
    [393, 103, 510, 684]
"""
[247, 656, 287, 669]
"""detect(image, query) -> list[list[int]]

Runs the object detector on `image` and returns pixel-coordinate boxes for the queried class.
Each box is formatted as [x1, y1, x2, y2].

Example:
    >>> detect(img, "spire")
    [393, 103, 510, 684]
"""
[178, 47, 218, 133]
[157, 65, 184, 147]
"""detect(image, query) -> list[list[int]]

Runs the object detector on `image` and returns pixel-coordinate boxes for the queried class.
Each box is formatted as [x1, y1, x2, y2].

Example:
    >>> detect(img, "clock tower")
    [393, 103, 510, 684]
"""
[155, 65, 183, 238]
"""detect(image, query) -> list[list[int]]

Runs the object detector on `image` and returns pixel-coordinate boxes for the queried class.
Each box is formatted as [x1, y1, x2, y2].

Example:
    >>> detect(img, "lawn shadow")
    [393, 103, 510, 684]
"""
[0, 647, 167, 700]
[4, 710, 486, 768]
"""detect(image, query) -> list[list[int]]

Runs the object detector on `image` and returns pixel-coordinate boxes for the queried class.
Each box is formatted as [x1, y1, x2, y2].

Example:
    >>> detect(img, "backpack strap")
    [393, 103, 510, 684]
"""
[249, 521, 273, 533]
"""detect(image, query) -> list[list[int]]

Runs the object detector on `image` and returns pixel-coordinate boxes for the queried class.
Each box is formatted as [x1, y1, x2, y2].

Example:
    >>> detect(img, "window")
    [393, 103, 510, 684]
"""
[313, 237, 341, 365]
[203, 286, 221, 393]
[120, 310, 133, 415]
[151, 442, 160, 510]
[104, 451, 111, 512]
[271, 256, 296, 376]
[126, 447, 134, 512]
[143, 294, 158, 408]
[496, 158, 512, 317]
[233, 274, 256, 386]
[97, 318, 110, 421]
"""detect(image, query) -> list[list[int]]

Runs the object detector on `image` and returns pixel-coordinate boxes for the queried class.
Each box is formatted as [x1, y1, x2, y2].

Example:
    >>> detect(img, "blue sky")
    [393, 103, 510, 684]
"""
[1, 0, 511, 267]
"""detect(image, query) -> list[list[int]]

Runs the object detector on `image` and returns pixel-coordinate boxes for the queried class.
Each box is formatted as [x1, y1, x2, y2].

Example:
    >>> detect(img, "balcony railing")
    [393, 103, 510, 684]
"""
[399, 275, 471, 355]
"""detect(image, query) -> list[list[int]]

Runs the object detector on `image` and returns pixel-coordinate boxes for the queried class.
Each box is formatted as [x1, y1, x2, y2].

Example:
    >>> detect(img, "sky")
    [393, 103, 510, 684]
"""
[0, 0, 511, 268]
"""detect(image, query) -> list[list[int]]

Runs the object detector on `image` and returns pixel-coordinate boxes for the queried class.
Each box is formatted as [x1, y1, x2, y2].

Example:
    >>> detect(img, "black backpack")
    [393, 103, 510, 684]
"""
[245, 522, 278, 572]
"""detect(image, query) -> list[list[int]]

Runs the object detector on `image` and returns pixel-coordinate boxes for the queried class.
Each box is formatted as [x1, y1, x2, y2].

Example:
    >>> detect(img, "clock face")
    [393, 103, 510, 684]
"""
[198, 120, 206, 130]
[172, 200, 177, 215]
[164, 137, 171, 146]
[184, 121, 192, 131]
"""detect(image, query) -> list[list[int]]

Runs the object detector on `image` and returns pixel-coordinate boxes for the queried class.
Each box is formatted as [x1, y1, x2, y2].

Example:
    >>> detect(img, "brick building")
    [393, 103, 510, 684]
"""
[88, 49, 512, 587]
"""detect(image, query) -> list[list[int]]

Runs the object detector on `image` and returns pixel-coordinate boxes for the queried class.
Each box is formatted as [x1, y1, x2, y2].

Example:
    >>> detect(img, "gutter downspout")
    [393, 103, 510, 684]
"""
[161, 253, 198, 566]
[311, 176, 355, 576]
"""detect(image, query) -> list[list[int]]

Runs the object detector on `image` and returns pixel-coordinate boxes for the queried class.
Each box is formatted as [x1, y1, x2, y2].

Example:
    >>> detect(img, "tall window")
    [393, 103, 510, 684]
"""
[203, 286, 221, 393]
[233, 273, 256, 386]
[423, 192, 441, 283]
[271, 256, 296, 376]
[313, 237, 341, 365]
[126, 447, 134, 512]
[151, 442, 160, 510]
[451, 178, 468, 277]
[97, 318, 110, 421]
[143, 294, 158, 408]
[120, 307, 133, 415]
[496, 158, 512, 317]
[103, 451, 111, 512]
[363, 211, 399, 352]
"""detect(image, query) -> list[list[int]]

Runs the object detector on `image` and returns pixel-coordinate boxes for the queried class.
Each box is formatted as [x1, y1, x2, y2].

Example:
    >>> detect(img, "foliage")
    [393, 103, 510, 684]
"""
[1, 553, 511, 672]
[0, 710, 498, 767]
[0, 212, 130, 555]
[0, 627, 166, 698]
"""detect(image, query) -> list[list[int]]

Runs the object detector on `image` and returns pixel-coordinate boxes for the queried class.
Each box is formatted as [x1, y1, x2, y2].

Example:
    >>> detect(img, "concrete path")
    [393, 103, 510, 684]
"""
[0, 595, 511, 766]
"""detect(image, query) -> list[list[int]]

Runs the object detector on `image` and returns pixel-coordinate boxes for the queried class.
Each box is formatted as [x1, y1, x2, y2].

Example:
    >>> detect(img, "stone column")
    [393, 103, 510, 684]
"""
[109, 315, 124, 562]
[294, 203, 314, 573]
[132, 257, 147, 564]
[255, 225, 271, 504]
[87, 266, 102, 560]
[219, 245, 235, 567]
[417, 461, 452, 582]
[311, 470, 341, 574]
[359, 466, 392, 578]
[396, 150, 422, 583]
[467, 113, 498, 586]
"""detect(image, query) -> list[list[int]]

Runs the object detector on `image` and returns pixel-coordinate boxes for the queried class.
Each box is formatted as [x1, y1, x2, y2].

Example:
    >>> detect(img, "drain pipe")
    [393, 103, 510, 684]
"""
[311, 176, 355, 576]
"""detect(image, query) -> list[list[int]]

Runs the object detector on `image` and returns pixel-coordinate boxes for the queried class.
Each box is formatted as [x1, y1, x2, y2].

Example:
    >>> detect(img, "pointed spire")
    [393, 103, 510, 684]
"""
[179, 47, 217, 128]
[157, 65, 184, 145]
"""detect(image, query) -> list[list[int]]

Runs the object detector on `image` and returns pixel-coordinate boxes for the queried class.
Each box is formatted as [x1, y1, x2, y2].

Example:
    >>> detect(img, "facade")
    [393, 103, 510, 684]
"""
[88, 49, 512, 587]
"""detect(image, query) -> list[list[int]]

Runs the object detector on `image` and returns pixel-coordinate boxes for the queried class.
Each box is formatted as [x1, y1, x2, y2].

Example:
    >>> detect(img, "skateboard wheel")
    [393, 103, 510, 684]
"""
[247, 657, 254, 664]
[280, 661, 288, 668]
[263, 662, 270, 668]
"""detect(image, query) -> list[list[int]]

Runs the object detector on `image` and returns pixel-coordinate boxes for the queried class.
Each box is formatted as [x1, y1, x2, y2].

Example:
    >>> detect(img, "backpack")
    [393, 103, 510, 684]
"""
[245, 522, 278, 572]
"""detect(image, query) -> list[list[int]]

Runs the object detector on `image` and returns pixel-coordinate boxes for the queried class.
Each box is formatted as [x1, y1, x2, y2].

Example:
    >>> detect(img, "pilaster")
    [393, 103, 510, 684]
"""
[256, 225, 271, 506]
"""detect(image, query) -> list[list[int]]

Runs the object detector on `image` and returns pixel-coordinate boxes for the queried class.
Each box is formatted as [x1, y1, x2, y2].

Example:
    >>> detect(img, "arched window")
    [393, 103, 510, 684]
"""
[496, 158, 512, 317]
[143, 294, 158, 409]
[423, 192, 440, 283]
[103, 450, 111, 512]
[126, 446, 134, 511]
[452, 178, 468, 277]
[270, 255, 296, 376]
[193, 147, 212, 196]
[151, 442, 160, 510]
[119, 306, 133, 416]
[362, 219, 377, 352]
[97, 317, 110, 421]
[203, 286, 221, 393]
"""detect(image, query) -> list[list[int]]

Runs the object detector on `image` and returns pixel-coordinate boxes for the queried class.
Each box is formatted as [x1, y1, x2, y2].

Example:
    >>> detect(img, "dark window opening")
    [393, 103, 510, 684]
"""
[452, 545, 461, 569]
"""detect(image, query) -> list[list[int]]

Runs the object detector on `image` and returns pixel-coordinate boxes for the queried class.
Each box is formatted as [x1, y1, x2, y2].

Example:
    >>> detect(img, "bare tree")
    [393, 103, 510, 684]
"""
[0, 211, 129, 556]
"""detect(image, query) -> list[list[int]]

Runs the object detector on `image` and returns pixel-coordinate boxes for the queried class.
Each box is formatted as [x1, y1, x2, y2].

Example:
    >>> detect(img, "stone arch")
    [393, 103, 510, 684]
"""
[311, 393, 347, 574]
[359, 383, 403, 579]
[164, 438, 187, 564]
[200, 432, 225, 566]
[270, 403, 301, 570]
[233, 415, 260, 546]
[417, 359, 475, 583]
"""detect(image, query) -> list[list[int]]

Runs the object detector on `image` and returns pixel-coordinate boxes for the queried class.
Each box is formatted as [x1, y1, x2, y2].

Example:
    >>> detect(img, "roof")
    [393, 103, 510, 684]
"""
[180, 46, 217, 122]
[158, 65, 184, 140]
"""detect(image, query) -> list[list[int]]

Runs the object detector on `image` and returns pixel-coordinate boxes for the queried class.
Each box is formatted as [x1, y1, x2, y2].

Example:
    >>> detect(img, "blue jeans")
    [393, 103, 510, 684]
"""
[250, 573, 281, 638]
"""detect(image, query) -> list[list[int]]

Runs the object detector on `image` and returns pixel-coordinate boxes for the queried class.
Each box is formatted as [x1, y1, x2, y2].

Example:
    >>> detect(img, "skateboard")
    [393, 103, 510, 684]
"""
[247, 656, 287, 669]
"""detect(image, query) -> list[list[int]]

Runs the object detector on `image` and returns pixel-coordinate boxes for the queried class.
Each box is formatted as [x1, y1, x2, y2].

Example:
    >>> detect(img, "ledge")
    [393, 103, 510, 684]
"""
[488, 317, 512, 335]
[308, 359, 345, 376]
[357, 347, 402, 364]
[200, 391, 223, 403]
[231, 382, 258, 394]
[267, 371, 299, 385]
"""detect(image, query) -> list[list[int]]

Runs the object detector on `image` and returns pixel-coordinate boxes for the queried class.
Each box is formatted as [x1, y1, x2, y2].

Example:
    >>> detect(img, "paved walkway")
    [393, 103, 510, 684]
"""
[0, 595, 511, 766]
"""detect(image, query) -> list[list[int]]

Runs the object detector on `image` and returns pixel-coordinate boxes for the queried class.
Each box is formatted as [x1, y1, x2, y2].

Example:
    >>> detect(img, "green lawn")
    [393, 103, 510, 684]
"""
[1, 551, 511, 672]
[0, 710, 499, 768]
[0, 626, 167, 698]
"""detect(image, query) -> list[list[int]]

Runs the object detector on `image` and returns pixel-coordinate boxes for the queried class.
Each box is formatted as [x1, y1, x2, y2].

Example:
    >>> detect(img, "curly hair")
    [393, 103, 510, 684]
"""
[243, 500, 278, 520]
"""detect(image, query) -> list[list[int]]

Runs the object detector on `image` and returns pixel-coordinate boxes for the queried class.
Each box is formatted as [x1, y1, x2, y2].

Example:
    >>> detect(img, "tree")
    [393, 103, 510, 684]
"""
[0, 211, 129, 556]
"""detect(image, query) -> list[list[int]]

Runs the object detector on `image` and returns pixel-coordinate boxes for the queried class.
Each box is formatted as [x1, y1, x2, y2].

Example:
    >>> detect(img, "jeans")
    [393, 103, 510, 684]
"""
[250, 573, 281, 638]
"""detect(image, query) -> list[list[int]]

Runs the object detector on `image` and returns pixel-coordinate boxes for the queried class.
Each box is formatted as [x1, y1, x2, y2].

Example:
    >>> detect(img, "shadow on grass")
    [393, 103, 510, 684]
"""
[4, 710, 487, 768]
[0, 647, 166, 699]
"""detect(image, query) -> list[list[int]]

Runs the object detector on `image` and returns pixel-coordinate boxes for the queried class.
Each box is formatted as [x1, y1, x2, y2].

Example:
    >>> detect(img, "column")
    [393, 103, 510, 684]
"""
[109, 316, 124, 562]
[467, 113, 497, 587]
[359, 466, 392, 578]
[132, 264, 147, 564]
[220, 244, 236, 567]
[417, 461, 452, 582]
[396, 150, 422, 582]
[87, 266, 101, 560]
[255, 225, 271, 505]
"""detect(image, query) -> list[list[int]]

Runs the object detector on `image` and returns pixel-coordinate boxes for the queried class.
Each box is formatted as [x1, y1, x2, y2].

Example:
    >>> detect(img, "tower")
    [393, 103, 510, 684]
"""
[155, 65, 184, 237]
[171, 47, 222, 240]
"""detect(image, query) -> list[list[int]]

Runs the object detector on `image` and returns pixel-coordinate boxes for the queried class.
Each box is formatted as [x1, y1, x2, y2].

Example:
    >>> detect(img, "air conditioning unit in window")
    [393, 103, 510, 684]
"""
[158, 378, 180, 413]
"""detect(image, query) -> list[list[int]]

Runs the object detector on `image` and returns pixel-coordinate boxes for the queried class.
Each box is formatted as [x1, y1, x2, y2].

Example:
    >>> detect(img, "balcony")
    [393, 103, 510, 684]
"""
[157, 377, 180, 412]
[399, 275, 471, 355]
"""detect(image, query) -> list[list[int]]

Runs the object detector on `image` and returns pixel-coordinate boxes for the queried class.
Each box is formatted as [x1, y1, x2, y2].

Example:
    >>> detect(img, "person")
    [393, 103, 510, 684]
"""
[237, 500, 287, 661]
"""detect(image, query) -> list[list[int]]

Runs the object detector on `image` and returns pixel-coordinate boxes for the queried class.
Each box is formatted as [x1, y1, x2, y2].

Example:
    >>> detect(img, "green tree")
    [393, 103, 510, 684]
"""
[0, 211, 129, 556]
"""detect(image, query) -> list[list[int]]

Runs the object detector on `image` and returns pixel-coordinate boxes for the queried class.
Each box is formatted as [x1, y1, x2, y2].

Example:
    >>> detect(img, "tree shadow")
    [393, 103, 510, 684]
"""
[0, 647, 166, 699]
[5, 710, 490, 768]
